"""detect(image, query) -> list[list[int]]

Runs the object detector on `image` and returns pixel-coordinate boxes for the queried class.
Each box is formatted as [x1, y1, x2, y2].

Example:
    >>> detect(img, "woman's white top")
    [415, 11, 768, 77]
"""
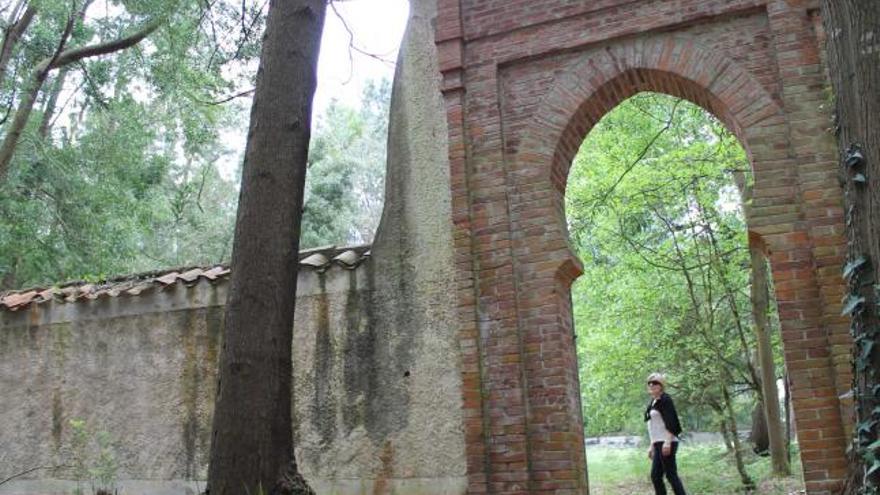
[648, 400, 678, 443]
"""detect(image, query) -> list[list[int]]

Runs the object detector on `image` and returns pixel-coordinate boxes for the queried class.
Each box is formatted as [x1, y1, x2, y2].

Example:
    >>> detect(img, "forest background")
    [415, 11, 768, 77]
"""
[0, 0, 802, 492]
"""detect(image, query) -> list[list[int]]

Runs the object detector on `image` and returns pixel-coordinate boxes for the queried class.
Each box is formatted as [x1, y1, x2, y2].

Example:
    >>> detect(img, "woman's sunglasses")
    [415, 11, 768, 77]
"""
[647, 381, 662, 386]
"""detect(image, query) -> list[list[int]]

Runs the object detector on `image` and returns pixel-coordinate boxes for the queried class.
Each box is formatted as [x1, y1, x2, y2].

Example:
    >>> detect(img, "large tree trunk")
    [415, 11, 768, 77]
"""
[821, 2, 880, 492]
[205, 1, 326, 495]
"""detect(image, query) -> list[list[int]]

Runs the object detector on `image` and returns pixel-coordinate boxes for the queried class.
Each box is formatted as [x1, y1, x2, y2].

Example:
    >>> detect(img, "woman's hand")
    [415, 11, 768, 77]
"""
[662, 442, 672, 457]
[647, 446, 653, 459]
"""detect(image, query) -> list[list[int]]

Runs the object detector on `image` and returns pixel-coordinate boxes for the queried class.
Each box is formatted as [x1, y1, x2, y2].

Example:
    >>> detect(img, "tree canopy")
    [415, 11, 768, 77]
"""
[568, 93, 784, 442]
[0, 0, 390, 290]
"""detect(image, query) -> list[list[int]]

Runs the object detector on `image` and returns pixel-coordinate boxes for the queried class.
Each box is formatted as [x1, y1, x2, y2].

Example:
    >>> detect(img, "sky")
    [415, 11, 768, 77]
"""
[315, 0, 409, 113]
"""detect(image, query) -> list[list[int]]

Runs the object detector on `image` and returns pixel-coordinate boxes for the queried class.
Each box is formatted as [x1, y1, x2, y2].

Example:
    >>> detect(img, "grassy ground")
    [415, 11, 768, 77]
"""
[586, 443, 805, 494]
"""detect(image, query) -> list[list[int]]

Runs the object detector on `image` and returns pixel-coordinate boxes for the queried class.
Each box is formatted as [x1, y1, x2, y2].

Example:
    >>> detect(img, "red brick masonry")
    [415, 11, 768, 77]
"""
[436, 1, 849, 493]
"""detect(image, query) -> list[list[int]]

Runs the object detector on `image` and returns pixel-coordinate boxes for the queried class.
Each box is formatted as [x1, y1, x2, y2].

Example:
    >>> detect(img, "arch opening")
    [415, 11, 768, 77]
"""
[564, 91, 800, 492]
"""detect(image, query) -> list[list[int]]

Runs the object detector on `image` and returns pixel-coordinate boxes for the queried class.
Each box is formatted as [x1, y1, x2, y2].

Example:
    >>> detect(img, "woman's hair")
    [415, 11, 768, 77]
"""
[647, 372, 667, 388]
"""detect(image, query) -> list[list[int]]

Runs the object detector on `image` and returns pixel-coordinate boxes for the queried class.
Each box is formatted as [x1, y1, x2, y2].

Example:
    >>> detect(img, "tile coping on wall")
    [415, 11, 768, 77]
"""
[0, 244, 371, 312]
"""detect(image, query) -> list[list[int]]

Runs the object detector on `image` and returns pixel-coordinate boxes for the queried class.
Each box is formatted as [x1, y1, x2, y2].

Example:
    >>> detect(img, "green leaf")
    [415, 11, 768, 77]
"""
[843, 294, 867, 315]
[858, 339, 875, 371]
[843, 256, 868, 280]
[868, 459, 880, 477]
[862, 340, 875, 362]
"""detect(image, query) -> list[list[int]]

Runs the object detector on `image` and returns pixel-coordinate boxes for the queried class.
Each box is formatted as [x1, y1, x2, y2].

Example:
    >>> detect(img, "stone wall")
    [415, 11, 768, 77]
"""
[0, 279, 225, 494]
[0, 247, 465, 495]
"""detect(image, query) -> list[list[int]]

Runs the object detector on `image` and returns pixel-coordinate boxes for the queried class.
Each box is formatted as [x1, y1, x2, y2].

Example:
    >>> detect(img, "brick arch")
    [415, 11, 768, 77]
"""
[437, 2, 850, 493]
[500, 33, 848, 494]
[515, 35, 786, 248]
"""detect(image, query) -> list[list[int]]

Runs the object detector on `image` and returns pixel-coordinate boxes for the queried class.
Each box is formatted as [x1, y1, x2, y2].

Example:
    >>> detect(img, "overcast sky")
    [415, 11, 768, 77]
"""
[314, 0, 410, 112]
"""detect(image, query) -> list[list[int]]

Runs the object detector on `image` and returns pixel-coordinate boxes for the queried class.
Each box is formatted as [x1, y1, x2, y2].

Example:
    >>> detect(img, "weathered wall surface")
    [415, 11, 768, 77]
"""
[0, 249, 464, 495]
[0, 0, 464, 492]
[0, 281, 225, 494]
[298, 0, 465, 489]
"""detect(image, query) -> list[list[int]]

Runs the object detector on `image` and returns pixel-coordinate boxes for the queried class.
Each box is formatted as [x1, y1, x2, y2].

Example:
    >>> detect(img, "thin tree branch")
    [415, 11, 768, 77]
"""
[229, 0, 268, 62]
[195, 86, 255, 105]
[592, 98, 682, 214]
[329, 0, 396, 74]
[46, 17, 162, 71]
[0, 2, 35, 88]
[0, 465, 69, 488]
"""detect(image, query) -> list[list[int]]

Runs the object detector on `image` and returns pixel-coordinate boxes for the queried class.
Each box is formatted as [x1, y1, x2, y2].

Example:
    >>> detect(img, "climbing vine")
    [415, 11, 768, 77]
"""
[843, 143, 880, 493]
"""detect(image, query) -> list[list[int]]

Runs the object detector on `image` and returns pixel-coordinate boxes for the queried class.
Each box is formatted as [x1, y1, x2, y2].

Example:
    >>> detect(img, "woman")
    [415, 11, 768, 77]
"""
[644, 372, 687, 495]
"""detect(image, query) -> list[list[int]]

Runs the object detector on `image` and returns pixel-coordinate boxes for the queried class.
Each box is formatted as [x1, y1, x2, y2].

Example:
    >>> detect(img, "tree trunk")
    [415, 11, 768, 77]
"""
[38, 68, 67, 139]
[784, 370, 792, 464]
[749, 243, 790, 475]
[719, 416, 734, 453]
[721, 383, 755, 491]
[734, 172, 790, 475]
[821, 1, 880, 491]
[205, 1, 326, 495]
[750, 400, 769, 455]
[0, 3, 36, 89]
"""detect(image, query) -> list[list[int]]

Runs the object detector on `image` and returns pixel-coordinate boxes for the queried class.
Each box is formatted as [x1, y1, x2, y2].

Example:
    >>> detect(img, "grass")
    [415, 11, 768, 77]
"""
[586, 442, 805, 494]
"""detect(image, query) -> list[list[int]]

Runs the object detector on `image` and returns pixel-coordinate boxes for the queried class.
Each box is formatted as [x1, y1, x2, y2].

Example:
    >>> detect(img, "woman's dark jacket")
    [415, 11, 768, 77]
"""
[644, 392, 683, 437]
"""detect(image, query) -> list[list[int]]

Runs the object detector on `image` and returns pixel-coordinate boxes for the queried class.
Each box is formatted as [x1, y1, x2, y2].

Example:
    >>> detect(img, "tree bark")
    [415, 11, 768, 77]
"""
[205, 1, 326, 494]
[719, 416, 734, 453]
[38, 68, 67, 139]
[721, 383, 755, 491]
[734, 172, 790, 475]
[750, 400, 769, 455]
[784, 370, 791, 464]
[748, 241, 790, 475]
[821, 1, 880, 491]
[0, 3, 35, 86]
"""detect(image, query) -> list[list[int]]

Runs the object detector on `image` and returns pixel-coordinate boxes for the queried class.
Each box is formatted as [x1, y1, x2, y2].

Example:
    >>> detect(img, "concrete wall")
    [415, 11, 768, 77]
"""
[0, 282, 225, 494]
[0, 0, 465, 492]
[0, 254, 464, 495]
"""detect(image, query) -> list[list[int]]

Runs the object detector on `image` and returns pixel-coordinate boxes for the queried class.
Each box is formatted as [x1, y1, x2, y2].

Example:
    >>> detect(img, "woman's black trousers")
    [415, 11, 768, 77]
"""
[651, 441, 687, 495]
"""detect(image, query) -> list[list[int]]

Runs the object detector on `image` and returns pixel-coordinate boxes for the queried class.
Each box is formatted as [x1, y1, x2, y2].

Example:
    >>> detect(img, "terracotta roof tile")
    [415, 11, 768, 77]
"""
[333, 250, 360, 268]
[0, 244, 370, 312]
[155, 272, 179, 285]
[179, 268, 203, 283]
[202, 266, 229, 280]
[300, 253, 330, 268]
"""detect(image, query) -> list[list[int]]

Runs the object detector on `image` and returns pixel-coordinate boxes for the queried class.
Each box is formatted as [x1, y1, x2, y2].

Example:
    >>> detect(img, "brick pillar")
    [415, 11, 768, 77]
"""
[436, 2, 492, 494]
[765, 2, 850, 492]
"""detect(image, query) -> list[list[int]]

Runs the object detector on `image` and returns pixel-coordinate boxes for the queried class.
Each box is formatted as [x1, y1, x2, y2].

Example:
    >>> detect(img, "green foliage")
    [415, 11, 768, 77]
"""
[0, 1, 264, 288]
[0, 2, 390, 288]
[67, 418, 118, 495]
[567, 93, 781, 437]
[301, 79, 389, 248]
